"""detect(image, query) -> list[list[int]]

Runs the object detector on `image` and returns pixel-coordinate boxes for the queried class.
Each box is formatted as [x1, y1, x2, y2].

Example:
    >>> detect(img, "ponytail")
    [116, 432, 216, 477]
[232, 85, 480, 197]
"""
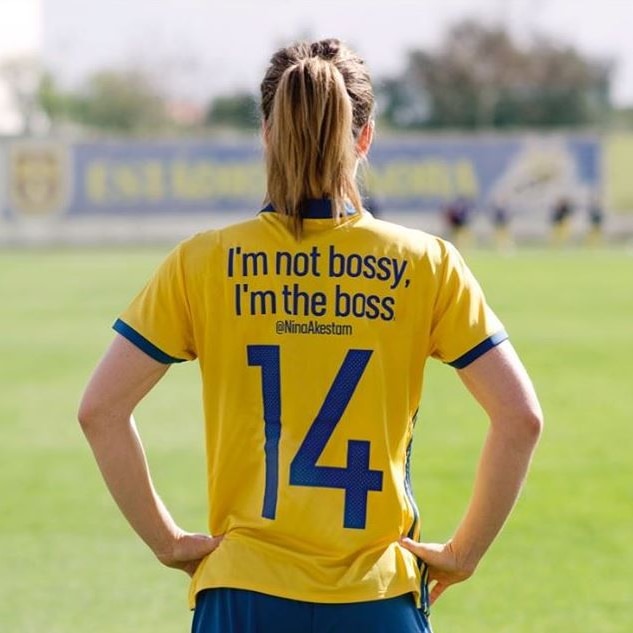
[261, 39, 374, 238]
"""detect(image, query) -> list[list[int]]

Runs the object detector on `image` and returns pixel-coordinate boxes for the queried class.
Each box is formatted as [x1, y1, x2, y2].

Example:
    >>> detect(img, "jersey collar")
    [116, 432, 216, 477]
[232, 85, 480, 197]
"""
[261, 199, 356, 219]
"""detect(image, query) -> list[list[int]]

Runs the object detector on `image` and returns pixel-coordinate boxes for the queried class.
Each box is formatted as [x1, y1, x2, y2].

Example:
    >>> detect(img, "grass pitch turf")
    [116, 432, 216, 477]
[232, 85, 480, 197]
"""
[1, 245, 631, 632]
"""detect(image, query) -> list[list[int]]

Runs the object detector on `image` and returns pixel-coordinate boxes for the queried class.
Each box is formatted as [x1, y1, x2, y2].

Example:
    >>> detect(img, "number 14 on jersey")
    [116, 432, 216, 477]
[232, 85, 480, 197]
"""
[248, 345, 384, 529]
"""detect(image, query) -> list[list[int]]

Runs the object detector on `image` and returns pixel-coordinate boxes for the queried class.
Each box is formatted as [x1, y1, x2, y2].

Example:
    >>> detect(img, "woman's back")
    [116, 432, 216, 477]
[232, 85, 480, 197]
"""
[117, 201, 504, 606]
[79, 37, 541, 633]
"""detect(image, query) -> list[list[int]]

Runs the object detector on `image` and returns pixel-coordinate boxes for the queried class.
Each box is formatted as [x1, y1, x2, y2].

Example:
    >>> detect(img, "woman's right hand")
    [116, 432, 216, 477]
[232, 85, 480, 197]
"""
[399, 537, 476, 605]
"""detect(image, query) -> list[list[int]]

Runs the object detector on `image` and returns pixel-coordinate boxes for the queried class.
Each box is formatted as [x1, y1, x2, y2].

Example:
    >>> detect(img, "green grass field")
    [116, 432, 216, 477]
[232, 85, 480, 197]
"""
[1, 245, 632, 632]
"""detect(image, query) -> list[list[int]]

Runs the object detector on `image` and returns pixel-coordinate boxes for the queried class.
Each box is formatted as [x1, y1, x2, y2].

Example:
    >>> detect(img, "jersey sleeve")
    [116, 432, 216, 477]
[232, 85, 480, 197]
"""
[429, 241, 507, 368]
[113, 243, 196, 363]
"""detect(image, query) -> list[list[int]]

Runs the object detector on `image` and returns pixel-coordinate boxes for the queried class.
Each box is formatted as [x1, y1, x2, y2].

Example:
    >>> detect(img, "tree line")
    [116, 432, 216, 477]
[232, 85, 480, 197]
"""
[0, 19, 619, 136]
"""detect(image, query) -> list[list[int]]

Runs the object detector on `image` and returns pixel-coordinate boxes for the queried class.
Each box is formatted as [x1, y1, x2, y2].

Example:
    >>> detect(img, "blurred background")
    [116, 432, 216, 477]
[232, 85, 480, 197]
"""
[1, 2, 632, 633]
[2, 0, 633, 245]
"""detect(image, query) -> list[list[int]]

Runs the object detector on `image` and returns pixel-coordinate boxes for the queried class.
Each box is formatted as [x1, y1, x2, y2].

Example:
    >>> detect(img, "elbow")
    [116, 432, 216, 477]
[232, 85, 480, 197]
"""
[492, 402, 544, 448]
[77, 397, 98, 435]
[513, 403, 544, 446]
[78, 392, 132, 438]
[523, 407, 544, 443]
[77, 395, 112, 438]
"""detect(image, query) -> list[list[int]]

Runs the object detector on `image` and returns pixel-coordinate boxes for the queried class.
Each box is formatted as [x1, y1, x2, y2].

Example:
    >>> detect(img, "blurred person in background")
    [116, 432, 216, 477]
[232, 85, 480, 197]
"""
[443, 195, 474, 249]
[550, 195, 575, 246]
[78, 38, 543, 633]
[586, 192, 605, 246]
[489, 196, 514, 252]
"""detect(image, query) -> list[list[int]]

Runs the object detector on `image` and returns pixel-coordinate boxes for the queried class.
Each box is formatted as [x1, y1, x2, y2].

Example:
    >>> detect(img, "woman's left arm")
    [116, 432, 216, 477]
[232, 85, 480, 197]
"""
[78, 334, 221, 576]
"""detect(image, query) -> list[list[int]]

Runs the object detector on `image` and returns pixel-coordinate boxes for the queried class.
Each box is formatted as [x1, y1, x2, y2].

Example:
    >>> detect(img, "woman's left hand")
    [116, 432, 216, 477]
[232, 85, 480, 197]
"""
[158, 532, 224, 577]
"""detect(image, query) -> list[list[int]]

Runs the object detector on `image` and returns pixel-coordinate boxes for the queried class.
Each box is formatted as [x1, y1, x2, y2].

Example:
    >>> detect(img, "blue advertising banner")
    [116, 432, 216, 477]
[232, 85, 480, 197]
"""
[2, 135, 601, 219]
[71, 141, 265, 215]
[366, 136, 600, 211]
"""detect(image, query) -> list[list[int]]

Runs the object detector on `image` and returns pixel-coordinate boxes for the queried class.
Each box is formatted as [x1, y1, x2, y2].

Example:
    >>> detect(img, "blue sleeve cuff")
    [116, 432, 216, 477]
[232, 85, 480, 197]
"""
[447, 330, 509, 369]
[113, 318, 186, 364]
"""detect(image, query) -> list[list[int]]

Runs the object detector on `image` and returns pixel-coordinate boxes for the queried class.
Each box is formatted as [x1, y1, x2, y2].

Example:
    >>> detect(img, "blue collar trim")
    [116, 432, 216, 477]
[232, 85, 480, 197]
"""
[261, 199, 356, 219]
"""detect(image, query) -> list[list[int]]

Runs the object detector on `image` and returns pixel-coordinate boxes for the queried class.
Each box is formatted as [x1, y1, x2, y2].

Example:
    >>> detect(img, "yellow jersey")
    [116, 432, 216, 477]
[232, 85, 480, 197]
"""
[114, 201, 506, 609]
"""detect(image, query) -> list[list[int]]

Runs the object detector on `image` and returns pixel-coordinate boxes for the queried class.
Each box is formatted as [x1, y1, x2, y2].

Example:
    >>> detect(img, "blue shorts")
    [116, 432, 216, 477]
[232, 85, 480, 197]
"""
[192, 588, 433, 633]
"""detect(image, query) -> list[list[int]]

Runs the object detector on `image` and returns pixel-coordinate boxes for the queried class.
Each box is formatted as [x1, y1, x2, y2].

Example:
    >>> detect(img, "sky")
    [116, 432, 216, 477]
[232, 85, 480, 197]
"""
[3, 0, 633, 105]
[0, 0, 41, 57]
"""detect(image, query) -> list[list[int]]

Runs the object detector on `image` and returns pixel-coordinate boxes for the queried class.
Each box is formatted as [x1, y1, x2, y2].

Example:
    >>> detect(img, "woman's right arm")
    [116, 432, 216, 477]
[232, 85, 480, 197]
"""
[401, 340, 543, 604]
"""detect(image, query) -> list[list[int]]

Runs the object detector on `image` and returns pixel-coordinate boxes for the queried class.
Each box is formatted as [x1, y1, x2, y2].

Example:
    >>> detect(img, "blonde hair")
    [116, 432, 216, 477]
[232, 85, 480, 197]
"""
[260, 39, 374, 237]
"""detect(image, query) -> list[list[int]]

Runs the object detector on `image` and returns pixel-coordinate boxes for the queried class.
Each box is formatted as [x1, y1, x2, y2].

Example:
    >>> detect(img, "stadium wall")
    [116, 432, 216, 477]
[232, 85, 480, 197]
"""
[1, 132, 628, 246]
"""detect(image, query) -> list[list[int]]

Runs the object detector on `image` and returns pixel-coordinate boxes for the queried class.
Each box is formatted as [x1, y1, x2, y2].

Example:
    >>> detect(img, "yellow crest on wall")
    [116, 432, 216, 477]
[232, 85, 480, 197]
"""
[9, 142, 70, 217]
